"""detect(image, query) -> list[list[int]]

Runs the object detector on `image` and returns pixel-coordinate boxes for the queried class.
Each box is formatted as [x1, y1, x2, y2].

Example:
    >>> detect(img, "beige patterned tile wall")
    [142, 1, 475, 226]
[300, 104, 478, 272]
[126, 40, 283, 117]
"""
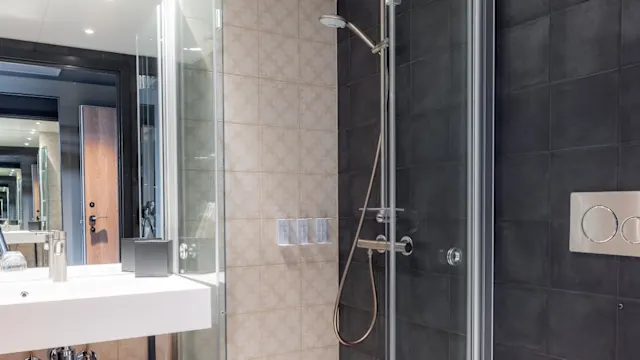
[222, 0, 339, 357]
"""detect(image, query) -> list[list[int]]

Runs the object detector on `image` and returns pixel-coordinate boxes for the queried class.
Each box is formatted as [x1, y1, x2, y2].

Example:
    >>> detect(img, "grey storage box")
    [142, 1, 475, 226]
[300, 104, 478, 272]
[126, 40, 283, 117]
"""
[134, 238, 172, 277]
[121, 238, 172, 276]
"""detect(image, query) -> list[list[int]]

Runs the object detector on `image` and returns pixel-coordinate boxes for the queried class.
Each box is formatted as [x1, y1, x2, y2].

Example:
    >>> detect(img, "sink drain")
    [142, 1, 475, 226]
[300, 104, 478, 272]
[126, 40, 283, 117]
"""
[20, 291, 28, 298]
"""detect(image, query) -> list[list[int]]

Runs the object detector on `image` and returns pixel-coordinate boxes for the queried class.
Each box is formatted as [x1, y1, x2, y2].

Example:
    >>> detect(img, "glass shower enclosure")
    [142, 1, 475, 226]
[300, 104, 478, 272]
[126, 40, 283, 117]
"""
[135, 0, 495, 358]
[136, 1, 225, 359]
[337, 0, 494, 357]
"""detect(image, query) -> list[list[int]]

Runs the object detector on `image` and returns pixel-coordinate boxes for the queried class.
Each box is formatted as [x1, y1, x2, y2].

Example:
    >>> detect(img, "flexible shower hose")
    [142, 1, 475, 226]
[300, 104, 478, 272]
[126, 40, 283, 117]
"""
[333, 133, 382, 346]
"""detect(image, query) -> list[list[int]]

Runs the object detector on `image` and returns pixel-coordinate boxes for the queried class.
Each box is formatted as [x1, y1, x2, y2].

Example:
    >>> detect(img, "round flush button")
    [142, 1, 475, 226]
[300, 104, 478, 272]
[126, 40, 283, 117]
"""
[581, 205, 618, 243]
[622, 217, 640, 244]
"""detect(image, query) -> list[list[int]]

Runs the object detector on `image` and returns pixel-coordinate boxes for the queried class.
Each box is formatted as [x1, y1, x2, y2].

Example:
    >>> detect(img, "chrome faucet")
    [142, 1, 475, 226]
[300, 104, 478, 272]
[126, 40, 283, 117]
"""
[48, 230, 67, 282]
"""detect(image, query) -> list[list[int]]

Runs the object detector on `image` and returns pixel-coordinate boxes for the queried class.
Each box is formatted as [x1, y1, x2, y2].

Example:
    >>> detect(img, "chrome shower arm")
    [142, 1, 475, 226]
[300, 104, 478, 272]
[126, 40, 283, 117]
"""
[345, 23, 377, 50]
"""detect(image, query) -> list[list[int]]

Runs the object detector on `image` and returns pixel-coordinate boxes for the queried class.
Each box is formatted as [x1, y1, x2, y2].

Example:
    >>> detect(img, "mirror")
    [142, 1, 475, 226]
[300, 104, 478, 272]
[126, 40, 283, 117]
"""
[0, 0, 174, 280]
[0, 117, 60, 267]
[0, 60, 123, 270]
[0, 168, 21, 227]
[0, 185, 8, 219]
[0, 118, 61, 231]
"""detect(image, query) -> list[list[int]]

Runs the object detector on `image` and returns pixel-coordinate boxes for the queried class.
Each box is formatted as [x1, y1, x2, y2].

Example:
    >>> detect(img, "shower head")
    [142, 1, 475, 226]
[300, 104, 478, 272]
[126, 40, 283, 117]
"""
[319, 14, 347, 28]
[319, 14, 377, 50]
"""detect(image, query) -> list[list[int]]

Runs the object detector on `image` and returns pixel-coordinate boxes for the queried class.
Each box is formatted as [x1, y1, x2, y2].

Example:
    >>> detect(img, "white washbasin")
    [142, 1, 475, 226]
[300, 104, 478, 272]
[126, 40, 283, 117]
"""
[0, 266, 212, 354]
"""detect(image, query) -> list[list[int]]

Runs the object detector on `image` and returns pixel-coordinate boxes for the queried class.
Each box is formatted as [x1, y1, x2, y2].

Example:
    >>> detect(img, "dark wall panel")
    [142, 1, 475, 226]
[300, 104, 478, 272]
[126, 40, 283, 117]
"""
[496, 0, 640, 359]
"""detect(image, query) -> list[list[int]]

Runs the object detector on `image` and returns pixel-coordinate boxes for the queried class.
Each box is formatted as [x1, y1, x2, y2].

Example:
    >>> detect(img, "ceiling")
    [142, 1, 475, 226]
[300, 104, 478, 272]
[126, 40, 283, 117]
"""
[0, 0, 163, 55]
[0, 117, 58, 148]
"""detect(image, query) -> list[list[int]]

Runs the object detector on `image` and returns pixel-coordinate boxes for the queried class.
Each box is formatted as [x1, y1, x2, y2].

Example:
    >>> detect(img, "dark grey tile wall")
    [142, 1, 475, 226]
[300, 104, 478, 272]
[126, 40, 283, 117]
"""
[496, 0, 640, 359]
[338, 0, 467, 358]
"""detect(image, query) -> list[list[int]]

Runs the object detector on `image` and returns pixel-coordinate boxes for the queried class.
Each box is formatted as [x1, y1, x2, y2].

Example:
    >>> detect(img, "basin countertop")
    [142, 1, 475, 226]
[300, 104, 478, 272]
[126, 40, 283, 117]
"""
[0, 265, 212, 354]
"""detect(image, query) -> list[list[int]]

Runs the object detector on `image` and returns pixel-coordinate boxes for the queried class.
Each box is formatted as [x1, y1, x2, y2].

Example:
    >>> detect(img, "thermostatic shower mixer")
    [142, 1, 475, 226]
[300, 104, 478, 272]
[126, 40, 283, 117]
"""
[356, 235, 413, 256]
[570, 191, 640, 257]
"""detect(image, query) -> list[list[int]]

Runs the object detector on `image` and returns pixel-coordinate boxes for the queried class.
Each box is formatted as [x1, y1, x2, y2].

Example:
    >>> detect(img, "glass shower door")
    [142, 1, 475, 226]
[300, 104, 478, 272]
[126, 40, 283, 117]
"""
[387, 0, 493, 358]
[137, 1, 225, 359]
[335, 0, 491, 356]
[171, 1, 225, 359]
[388, 0, 470, 354]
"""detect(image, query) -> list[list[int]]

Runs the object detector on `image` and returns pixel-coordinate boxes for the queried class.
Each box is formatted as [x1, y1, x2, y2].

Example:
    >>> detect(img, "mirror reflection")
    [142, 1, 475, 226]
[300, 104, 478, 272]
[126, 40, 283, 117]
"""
[0, 168, 22, 225]
[0, 116, 60, 267]
[0, 61, 122, 269]
[0, 1, 192, 281]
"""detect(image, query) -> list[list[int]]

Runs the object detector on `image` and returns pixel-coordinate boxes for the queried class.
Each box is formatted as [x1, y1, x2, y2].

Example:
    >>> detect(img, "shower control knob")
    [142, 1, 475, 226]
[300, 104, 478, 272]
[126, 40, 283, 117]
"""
[446, 247, 463, 266]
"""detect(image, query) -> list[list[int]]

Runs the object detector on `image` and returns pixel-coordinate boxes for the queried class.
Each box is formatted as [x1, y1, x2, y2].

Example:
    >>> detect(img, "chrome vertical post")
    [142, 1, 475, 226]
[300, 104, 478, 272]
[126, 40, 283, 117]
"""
[380, 0, 387, 214]
[467, 0, 494, 359]
[387, 0, 397, 360]
[379, 0, 390, 357]
[467, 0, 482, 354]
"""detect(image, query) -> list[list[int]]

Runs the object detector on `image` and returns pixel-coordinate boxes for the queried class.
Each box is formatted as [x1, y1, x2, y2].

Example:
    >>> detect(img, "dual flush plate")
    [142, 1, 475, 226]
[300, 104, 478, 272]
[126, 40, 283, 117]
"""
[570, 191, 640, 257]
